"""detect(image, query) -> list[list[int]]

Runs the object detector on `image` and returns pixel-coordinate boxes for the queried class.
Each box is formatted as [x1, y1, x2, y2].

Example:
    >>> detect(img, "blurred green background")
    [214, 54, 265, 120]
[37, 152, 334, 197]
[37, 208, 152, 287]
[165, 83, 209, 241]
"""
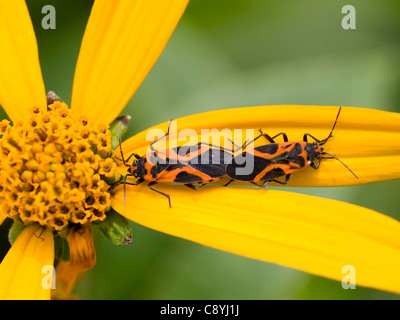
[0, 0, 399, 299]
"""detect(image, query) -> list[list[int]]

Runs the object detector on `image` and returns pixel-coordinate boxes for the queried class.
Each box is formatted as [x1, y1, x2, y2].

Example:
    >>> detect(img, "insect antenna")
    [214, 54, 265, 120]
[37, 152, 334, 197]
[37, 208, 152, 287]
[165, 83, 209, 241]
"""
[319, 107, 342, 146]
[321, 151, 358, 179]
[115, 126, 141, 166]
[118, 126, 128, 166]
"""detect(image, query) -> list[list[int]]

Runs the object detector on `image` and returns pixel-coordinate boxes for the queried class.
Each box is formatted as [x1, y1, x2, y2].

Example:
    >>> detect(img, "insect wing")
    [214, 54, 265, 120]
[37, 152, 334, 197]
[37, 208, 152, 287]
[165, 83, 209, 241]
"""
[154, 146, 232, 183]
[226, 151, 277, 181]
[187, 148, 232, 178]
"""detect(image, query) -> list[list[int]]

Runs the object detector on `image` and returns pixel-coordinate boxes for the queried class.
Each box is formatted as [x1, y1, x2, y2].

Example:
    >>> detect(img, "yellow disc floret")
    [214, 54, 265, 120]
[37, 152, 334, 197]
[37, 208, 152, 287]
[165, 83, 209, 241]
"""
[0, 102, 117, 231]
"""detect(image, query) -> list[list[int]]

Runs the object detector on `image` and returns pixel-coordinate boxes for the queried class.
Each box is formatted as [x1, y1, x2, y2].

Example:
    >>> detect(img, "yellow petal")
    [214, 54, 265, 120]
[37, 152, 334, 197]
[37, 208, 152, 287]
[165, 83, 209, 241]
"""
[0, 225, 54, 300]
[0, 0, 46, 122]
[116, 105, 400, 186]
[71, 0, 189, 125]
[53, 225, 96, 299]
[111, 184, 400, 294]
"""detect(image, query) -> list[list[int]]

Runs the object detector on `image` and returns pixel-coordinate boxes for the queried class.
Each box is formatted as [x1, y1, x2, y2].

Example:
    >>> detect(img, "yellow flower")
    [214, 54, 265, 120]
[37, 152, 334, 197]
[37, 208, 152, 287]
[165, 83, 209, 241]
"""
[0, 0, 400, 300]
[99, 158, 118, 179]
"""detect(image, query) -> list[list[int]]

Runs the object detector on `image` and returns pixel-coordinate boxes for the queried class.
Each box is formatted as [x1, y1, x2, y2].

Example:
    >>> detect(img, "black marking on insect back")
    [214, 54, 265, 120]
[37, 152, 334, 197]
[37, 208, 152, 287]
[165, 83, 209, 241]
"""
[182, 149, 232, 178]
[149, 151, 160, 164]
[294, 142, 302, 154]
[278, 150, 306, 168]
[174, 171, 203, 183]
[296, 156, 306, 168]
[191, 163, 226, 178]
[254, 143, 279, 155]
[282, 143, 302, 161]
[275, 158, 290, 165]
[174, 145, 202, 157]
[192, 149, 232, 165]
[150, 165, 158, 179]
[270, 144, 304, 167]
[164, 163, 180, 171]
[266, 150, 290, 165]
[226, 155, 274, 181]
[261, 167, 286, 180]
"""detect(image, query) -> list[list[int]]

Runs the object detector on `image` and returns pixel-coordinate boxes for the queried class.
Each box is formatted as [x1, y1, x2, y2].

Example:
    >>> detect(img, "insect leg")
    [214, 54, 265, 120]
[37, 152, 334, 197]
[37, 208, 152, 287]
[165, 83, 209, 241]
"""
[310, 161, 320, 170]
[223, 179, 234, 187]
[240, 134, 264, 149]
[147, 181, 172, 208]
[114, 126, 141, 167]
[149, 119, 173, 152]
[108, 174, 133, 192]
[116, 126, 142, 166]
[257, 174, 291, 188]
[124, 152, 141, 163]
[227, 138, 247, 152]
[122, 178, 145, 204]
[114, 152, 141, 165]
[268, 174, 291, 185]
[259, 130, 289, 143]
[241, 130, 288, 149]
[197, 141, 236, 153]
[251, 181, 265, 188]
[123, 179, 145, 187]
[184, 183, 207, 191]
[34, 227, 46, 241]
[108, 175, 144, 205]
[303, 133, 325, 144]
[227, 130, 288, 151]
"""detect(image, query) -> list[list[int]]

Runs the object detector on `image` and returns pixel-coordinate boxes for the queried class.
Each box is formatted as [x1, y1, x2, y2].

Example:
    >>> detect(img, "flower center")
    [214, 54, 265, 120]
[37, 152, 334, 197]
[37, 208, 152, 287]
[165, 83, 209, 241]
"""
[0, 101, 116, 231]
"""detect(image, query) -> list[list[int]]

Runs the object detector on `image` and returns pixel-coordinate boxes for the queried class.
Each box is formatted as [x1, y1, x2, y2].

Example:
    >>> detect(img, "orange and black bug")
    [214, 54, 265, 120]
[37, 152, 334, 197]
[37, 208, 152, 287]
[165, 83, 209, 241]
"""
[110, 120, 233, 207]
[225, 107, 358, 187]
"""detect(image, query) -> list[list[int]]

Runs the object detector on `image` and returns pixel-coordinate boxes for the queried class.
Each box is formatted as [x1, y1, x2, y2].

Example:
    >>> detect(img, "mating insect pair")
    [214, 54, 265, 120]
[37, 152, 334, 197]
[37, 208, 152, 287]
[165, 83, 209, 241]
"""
[110, 121, 233, 207]
[110, 107, 357, 207]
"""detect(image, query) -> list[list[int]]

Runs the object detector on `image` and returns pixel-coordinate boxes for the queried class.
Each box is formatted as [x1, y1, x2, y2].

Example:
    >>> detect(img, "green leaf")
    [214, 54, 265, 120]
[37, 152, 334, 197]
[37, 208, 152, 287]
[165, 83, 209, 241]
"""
[109, 115, 131, 153]
[8, 221, 26, 245]
[93, 208, 132, 245]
